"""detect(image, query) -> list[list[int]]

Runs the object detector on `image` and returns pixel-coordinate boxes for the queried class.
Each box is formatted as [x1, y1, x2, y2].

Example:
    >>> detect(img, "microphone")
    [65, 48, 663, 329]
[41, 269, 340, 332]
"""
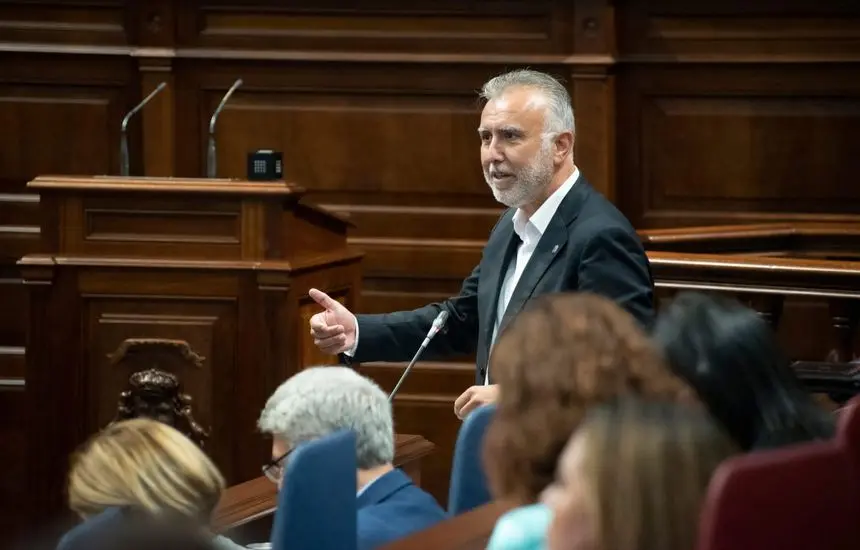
[207, 78, 243, 178]
[388, 310, 449, 402]
[120, 81, 167, 176]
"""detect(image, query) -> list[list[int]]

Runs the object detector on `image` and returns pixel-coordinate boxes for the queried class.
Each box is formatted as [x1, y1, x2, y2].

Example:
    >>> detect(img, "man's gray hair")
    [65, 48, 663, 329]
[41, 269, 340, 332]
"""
[258, 366, 394, 469]
[480, 69, 575, 135]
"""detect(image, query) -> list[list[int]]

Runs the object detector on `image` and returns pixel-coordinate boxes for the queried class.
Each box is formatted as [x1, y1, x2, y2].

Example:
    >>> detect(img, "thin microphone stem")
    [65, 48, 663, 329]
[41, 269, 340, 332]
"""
[388, 311, 448, 403]
[388, 343, 428, 403]
[120, 81, 167, 176]
[207, 78, 243, 178]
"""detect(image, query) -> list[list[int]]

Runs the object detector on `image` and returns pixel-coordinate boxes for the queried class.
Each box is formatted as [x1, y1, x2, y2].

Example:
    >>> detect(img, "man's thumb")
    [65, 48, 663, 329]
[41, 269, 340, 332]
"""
[309, 288, 340, 311]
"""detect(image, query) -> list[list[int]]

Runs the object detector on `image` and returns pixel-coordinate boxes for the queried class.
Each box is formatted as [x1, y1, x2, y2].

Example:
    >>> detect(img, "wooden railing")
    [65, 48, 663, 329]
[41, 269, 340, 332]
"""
[640, 223, 860, 402]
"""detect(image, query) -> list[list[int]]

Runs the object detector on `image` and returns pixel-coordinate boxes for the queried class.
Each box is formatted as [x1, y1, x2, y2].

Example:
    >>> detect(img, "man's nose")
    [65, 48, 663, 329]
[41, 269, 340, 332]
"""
[486, 139, 505, 162]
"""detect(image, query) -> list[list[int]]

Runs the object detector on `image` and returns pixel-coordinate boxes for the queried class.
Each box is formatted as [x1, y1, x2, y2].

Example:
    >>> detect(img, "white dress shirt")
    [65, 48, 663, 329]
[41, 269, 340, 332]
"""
[484, 168, 579, 384]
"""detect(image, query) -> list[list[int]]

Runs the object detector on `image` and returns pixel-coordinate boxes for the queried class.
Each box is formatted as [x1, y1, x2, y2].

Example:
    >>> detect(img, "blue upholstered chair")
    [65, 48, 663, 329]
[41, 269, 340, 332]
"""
[270, 429, 358, 550]
[447, 403, 495, 515]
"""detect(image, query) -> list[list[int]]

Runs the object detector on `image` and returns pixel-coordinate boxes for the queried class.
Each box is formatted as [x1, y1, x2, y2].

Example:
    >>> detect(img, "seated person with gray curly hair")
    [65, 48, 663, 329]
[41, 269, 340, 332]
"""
[258, 366, 446, 550]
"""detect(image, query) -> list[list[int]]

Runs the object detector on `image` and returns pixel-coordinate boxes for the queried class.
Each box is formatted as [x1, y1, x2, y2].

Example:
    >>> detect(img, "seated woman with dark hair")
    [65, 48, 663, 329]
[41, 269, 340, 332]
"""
[651, 291, 835, 451]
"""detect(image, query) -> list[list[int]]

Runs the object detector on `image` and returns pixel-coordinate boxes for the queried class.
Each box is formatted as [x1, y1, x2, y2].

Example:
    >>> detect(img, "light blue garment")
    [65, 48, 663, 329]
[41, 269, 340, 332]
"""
[486, 503, 551, 550]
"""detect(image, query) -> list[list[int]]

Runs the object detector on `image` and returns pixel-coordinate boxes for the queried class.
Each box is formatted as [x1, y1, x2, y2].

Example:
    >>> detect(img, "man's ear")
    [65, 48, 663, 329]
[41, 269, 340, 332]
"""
[554, 131, 575, 162]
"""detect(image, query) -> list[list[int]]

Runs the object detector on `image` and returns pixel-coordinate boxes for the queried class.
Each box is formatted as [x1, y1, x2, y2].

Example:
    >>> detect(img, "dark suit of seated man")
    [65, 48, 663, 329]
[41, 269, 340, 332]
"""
[258, 366, 447, 550]
[308, 68, 654, 420]
[357, 468, 448, 550]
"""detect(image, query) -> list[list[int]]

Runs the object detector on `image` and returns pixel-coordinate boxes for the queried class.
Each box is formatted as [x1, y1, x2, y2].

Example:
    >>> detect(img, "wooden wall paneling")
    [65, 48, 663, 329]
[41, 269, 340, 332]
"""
[0, 0, 130, 46]
[177, 0, 568, 55]
[0, 264, 30, 388]
[615, 0, 860, 228]
[0, 382, 27, 534]
[616, 63, 860, 228]
[617, 0, 860, 63]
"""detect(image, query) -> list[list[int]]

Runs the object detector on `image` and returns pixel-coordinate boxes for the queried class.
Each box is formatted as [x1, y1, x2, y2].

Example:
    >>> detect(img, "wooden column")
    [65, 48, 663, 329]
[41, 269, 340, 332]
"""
[134, 0, 177, 177]
[138, 55, 176, 177]
[570, 0, 617, 201]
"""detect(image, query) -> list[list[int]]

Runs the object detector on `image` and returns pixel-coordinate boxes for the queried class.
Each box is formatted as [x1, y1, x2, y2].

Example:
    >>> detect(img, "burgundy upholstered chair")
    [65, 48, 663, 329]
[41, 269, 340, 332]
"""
[696, 438, 860, 550]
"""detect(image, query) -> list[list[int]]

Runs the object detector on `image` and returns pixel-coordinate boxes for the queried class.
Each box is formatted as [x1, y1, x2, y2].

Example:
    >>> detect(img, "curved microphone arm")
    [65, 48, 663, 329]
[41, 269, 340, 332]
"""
[120, 81, 167, 177]
[207, 78, 243, 178]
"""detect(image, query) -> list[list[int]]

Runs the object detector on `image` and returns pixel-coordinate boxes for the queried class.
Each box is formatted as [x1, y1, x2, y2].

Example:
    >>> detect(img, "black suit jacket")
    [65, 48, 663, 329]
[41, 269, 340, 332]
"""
[348, 178, 654, 383]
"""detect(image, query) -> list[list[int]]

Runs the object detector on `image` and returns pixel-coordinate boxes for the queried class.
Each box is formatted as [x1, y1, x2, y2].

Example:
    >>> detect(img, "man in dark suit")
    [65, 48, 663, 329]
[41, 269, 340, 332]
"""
[309, 69, 653, 419]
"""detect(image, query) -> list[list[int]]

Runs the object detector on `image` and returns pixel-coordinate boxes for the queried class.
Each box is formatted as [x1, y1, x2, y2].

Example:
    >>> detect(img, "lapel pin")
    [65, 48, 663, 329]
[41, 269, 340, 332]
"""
[551, 244, 559, 254]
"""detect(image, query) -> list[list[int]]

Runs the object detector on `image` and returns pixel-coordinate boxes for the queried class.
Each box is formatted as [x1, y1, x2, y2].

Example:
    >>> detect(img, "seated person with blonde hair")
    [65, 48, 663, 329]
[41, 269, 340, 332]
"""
[257, 366, 446, 550]
[58, 418, 243, 550]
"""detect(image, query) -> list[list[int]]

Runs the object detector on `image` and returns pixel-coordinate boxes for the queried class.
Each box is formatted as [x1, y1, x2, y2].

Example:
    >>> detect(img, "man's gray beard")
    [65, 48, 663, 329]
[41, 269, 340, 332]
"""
[485, 149, 554, 209]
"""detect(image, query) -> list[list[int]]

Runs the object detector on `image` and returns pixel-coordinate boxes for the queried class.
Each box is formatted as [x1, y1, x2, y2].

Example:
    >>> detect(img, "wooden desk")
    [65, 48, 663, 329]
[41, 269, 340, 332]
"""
[379, 500, 515, 550]
[215, 434, 435, 543]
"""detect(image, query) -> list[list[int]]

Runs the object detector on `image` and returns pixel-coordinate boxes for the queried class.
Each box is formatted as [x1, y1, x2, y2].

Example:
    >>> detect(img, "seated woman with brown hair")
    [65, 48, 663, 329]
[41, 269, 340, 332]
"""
[58, 418, 243, 550]
[540, 398, 738, 550]
[483, 292, 693, 506]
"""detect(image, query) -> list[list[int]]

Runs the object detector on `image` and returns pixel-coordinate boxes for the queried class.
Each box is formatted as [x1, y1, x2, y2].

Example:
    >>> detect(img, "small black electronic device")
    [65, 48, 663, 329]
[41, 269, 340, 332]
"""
[247, 150, 283, 181]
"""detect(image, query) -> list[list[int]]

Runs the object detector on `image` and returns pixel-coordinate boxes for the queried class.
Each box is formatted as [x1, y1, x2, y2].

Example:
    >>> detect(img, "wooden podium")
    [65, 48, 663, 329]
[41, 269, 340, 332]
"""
[17, 176, 363, 527]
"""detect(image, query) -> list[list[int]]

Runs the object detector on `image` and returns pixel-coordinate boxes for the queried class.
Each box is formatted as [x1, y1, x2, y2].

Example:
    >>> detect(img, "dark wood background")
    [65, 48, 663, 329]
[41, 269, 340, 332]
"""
[2, 0, 859, 539]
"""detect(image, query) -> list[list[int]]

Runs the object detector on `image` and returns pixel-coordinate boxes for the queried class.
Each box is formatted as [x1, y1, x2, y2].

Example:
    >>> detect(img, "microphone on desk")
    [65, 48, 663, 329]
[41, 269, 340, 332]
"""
[388, 310, 449, 402]
[120, 81, 167, 176]
[208, 78, 243, 178]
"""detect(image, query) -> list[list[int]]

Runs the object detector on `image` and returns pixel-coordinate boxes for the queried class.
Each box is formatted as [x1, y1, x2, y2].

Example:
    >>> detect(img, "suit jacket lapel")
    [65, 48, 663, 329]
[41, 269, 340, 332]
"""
[497, 221, 568, 333]
[479, 210, 519, 346]
[496, 180, 592, 335]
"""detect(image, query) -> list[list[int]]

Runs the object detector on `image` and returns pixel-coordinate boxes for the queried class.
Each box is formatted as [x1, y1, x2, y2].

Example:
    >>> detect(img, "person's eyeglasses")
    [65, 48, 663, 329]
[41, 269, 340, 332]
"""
[262, 448, 294, 484]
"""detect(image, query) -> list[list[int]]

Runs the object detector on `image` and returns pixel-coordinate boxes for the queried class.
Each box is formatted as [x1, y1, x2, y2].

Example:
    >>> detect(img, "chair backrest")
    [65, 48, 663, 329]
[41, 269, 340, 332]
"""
[697, 439, 860, 550]
[837, 395, 860, 463]
[56, 507, 124, 550]
[270, 430, 358, 550]
[837, 394, 860, 500]
[447, 404, 495, 515]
